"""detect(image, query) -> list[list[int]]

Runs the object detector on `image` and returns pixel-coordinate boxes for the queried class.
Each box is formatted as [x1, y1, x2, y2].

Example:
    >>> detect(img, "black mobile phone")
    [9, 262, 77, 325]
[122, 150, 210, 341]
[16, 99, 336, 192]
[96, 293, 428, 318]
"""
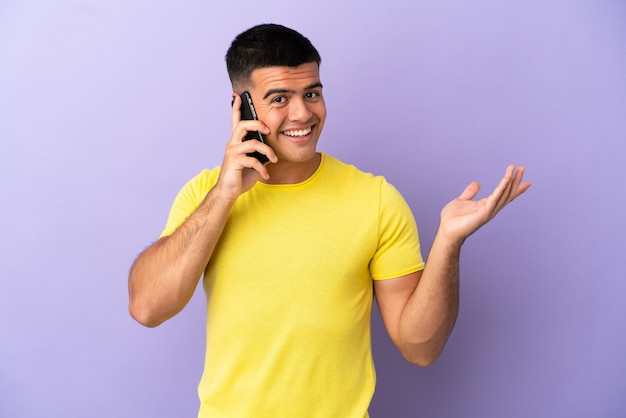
[238, 91, 269, 164]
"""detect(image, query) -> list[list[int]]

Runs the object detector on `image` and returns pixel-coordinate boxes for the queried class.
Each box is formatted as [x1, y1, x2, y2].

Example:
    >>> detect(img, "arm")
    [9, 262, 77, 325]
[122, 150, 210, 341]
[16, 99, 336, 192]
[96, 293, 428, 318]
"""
[128, 190, 234, 327]
[374, 165, 531, 366]
[128, 95, 277, 327]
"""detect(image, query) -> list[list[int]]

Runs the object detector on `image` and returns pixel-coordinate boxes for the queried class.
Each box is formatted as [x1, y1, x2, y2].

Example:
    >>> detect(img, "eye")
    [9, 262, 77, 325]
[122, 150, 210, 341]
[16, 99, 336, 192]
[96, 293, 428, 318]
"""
[272, 96, 286, 104]
[305, 91, 320, 100]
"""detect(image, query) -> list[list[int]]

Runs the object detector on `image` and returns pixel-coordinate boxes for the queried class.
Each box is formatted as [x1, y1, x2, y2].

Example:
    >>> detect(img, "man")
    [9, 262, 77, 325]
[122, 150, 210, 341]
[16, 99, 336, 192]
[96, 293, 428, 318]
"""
[128, 24, 530, 417]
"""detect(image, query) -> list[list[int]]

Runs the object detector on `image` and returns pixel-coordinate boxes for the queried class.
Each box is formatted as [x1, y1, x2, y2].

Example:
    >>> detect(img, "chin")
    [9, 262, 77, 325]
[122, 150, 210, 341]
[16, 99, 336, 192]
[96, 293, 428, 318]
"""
[273, 142, 319, 163]
[291, 145, 320, 160]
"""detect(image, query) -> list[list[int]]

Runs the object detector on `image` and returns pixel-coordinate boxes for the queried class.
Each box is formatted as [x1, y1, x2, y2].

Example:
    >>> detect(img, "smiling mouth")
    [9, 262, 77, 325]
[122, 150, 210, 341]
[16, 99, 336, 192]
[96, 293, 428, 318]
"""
[282, 126, 313, 137]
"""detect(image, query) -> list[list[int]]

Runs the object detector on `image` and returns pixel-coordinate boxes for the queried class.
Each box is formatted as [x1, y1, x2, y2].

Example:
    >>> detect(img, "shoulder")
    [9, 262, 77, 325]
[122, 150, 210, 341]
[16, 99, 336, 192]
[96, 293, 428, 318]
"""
[320, 153, 383, 185]
[167, 166, 222, 211]
[321, 154, 403, 198]
[190, 166, 222, 185]
[159, 166, 222, 238]
[181, 166, 222, 195]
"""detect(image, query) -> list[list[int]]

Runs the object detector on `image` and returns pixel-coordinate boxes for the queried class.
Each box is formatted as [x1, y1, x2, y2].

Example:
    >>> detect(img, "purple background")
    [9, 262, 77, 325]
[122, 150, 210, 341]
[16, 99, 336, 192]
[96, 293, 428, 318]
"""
[1, 1, 625, 417]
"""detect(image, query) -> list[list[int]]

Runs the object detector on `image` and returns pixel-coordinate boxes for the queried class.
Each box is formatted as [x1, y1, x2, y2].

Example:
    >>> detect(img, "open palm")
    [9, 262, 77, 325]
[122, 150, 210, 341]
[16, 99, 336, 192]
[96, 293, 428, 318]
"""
[439, 165, 532, 242]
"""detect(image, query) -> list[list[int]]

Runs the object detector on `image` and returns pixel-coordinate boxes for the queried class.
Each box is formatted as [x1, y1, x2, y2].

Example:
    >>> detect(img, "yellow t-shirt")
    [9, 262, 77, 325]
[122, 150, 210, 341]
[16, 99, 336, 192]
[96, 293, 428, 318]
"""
[161, 153, 424, 417]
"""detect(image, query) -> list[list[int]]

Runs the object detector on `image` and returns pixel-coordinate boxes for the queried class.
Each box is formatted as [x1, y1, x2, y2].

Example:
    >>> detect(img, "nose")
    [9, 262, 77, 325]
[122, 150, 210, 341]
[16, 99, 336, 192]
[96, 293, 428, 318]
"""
[288, 97, 312, 122]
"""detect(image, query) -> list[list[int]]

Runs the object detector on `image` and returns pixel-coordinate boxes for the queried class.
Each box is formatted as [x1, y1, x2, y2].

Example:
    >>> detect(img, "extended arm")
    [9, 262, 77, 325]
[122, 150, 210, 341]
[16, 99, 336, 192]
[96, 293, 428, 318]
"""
[128, 95, 276, 327]
[375, 165, 531, 366]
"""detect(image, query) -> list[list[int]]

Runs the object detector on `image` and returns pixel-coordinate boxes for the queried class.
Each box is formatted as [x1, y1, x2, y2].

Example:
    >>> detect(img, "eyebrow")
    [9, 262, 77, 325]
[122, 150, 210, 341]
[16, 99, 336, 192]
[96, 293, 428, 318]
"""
[262, 82, 324, 100]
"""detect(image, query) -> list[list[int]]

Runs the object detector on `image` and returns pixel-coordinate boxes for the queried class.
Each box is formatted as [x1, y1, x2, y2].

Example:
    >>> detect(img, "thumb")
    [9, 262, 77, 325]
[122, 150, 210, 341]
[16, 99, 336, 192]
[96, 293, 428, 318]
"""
[458, 182, 481, 201]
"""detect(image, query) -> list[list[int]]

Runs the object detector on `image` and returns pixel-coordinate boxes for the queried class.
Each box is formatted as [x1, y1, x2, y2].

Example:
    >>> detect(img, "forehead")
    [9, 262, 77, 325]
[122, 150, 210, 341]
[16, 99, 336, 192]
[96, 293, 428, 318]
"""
[249, 62, 321, 93]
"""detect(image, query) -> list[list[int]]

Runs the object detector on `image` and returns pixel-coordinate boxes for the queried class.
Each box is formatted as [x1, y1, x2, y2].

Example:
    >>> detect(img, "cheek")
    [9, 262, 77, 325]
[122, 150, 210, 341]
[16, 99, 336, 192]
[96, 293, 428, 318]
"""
[316, 100, 327, 118]
[316, 105, 327, 125]
[261, 109, 284, 132]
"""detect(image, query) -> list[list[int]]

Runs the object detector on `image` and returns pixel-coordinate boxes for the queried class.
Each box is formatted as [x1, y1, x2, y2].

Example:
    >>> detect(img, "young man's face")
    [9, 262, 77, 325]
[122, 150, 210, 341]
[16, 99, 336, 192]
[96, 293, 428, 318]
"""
[242, 62, 326, 165]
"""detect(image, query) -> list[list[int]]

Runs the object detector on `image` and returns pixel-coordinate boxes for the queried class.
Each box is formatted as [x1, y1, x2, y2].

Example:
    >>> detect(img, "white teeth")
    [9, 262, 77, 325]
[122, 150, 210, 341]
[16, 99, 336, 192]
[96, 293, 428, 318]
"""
[283, 127, 312, 137]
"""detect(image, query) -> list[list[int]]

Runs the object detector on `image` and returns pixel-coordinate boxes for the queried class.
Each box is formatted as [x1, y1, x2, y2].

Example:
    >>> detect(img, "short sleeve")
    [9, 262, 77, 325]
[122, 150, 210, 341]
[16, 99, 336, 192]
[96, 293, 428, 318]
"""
[159, 168, 221, 238]
[369, 179, 425, 280]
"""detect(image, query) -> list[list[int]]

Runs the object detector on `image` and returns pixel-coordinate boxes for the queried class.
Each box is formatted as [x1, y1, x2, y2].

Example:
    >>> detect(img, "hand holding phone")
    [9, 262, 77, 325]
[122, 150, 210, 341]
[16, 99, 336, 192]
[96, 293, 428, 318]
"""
[237, 91, 270, 164]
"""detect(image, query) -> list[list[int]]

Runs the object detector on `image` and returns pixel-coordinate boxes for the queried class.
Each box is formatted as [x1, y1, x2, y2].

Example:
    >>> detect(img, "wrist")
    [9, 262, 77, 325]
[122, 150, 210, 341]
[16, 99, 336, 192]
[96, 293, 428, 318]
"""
[433, 225, 465, 254]
[205, 184, 239, 210]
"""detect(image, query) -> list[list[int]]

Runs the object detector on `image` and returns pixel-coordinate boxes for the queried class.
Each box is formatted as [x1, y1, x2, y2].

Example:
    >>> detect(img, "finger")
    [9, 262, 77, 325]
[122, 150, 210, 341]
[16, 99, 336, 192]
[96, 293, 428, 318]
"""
[227, 137, 263, 157]
[458, 181, 481, 200]
[505, 166, 534, 205]
[245, 157, 272, 180]
[505, 166, 525, 202]
[517, 180, 532, 196]
[231, 94, 241, 132]
[228, 138, 275, 166]
[494, 165, 518, 206]
[241, 139, 277, 165]
[260, 143, 278, 164]
[229, 120, 270, 148]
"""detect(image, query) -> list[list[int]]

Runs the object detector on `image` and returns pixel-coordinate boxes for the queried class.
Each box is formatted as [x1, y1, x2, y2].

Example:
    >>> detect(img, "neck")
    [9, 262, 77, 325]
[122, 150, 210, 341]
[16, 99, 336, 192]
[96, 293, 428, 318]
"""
[262, 153, 322, 185]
